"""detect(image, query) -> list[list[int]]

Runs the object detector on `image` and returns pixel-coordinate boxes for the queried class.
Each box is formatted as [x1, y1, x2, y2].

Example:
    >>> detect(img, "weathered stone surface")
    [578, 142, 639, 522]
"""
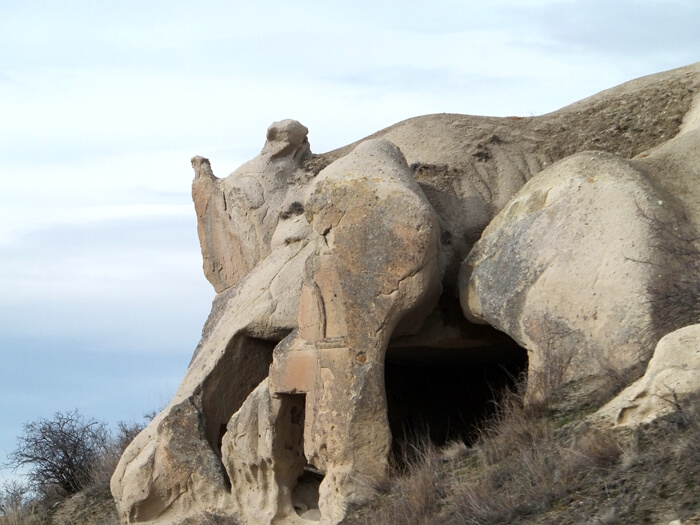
[222, 379, 307, 524]
[268, 139, 442, 520]
[112, 63, 700, 525]
[113, 135, 442, 525]
[192, 119, 312, 293]
[596, 324, 700, 427]
[461, 149, 692, 396]
[324, 62, 700, 286]
[112, 122, 318, 524]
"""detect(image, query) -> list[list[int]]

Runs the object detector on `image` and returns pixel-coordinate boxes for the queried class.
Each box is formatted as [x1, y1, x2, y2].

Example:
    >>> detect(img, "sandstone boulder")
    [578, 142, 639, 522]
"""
[596, 324, 700, 426]
[461, 124, 700, 401]
[461, 151, 685, 397]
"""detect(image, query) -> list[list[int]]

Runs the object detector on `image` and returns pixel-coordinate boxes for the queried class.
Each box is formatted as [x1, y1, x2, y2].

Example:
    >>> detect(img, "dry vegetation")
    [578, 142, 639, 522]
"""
[5, 334, 700, 525]
[4, 390, 700, 525]
[345, 381, 700, 525]
[0, 412, 145, 525]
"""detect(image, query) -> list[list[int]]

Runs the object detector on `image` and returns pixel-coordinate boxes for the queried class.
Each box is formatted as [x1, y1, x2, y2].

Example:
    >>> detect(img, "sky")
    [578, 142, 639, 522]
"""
[1, 0, 699, 482]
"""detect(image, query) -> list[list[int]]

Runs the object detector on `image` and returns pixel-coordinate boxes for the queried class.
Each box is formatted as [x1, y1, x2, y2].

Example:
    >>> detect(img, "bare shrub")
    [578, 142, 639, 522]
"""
[4, 409, 151, 501]
[5, 411, 110, 497]
[0, 481, 27, 517]
[635, 204, 700, 336]
[663, 391, 700, 462]
[525, 314, 580, 411]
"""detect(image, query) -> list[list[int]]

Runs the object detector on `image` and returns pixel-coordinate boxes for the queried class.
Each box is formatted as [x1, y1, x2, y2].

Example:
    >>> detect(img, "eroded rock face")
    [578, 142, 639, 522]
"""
[269, 139, 442, 520]
[192, 119, 312, 293]
[112, 63, 700, 525]
[461, 122, 700, 402]
[112, 121, 319, 524]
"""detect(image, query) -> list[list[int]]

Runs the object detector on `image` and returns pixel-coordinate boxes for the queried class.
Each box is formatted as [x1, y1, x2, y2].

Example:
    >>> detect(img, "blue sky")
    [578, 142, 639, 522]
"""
[1, 0, 699, 481]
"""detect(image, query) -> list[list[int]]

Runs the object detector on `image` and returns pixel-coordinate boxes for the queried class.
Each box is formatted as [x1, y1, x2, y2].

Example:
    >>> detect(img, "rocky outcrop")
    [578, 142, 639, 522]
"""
[192, 119, 312, 294]
[112, 121, 319, 524]
[112, 63, 700, 525]
[596, 324, 700, 427]
[268, 138, 441, 521]
[461, 144, 698, 400]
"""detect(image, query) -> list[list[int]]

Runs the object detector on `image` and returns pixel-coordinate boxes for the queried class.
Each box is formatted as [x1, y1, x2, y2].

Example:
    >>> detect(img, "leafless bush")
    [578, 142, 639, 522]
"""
[661, 391, 700, 462]
[5, 411, 147, 500]
[4, 411, 110, 497]
[525, 314, 581, 411]
[637, 205, 700, 336]
[0, 481, 27, 517]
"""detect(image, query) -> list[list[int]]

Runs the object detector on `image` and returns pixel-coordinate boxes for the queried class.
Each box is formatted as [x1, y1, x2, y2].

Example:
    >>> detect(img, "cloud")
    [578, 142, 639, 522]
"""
[505, 0, 700, 62]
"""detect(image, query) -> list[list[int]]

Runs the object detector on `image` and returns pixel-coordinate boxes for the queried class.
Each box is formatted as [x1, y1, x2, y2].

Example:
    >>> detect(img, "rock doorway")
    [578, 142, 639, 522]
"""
[273, 393, 323, 522]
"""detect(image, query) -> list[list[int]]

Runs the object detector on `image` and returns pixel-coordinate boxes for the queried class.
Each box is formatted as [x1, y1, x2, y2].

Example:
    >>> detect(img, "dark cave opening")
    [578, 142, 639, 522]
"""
[385, 329, 527, 456]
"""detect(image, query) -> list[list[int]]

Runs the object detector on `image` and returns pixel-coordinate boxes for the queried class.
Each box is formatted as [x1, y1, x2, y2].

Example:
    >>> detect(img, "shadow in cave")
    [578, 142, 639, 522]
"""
[385, 322, 527, 460]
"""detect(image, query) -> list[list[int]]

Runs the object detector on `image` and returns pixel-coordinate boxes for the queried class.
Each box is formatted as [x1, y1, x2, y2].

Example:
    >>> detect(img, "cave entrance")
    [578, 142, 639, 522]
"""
[385, 322, 527, 456]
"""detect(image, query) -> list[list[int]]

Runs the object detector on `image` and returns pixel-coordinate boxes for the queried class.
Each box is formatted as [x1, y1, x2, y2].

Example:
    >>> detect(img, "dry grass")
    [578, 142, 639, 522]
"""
[446, 390, 621, 524]
[196, 512, 243, 525]
[0, 509, 44, 525]
[350, 435, 446, 525]
[86, 421, 144, 487]
[0, 481, 45, 525]
[345, 387, 700, 525]
[345, 379, 624, 525]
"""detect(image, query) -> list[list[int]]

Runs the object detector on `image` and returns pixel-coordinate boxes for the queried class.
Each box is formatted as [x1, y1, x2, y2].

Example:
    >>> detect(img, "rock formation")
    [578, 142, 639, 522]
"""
[112, 63, 700, 525]
[596, 324, 700, 427]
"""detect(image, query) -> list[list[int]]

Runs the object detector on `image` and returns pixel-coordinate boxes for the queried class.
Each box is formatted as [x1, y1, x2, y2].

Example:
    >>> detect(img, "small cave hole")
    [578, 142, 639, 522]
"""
[278, 393, 324, 521]
[292, 465, 324, 521]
